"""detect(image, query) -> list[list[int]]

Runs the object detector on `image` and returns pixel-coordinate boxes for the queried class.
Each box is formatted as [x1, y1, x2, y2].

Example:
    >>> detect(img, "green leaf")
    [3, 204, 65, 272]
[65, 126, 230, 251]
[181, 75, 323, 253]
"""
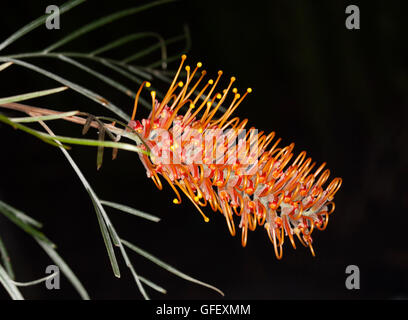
[0, 201, 54, 246]
[139, 275, 166, 294]
[148, 24, 191, 68]
[0, 235, 14, 280]
[100, 200, 161, 223]
[58, 55, 135, 98]
[144, 68, 175, 84]
[98, 59, 144, 84]
[0, 0, 86, 52]
[10, 111, 79, 123]
[50, 135, 147, 154]
[36, 239, 90, 300]
[115, 243, 150, 300]
[0, 57, 130, 121]
[0, 87, 68, 105]
[0, 113, 68, 148]
[0, 113, 149, 155]
[10, 271, 59, 287]
[122, 34, 184, 64]
[0, 203, 88, 299]
[92, 198, 121, 278]
[125, 64, 153, 80]
[37, 122, 149, 299]
[0, 264, 23, 300]
[1, 52, 154, 110]
[43, 0, 176, 53]
[0, 200, 42, 228]
[66, 167, 149, 298]
[97, 59, 155, 109]
[90, 32, 166, 59]
[39, 121, 122, 278]
[8, 52, 154, 82]
[121, 239, 225, 296]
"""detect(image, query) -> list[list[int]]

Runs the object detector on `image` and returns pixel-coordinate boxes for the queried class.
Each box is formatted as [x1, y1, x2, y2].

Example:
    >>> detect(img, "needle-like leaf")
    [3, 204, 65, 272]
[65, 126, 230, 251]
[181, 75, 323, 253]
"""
[148, 24, 191, 68]
[92, 198, 121, 278]
[10, 111, 79, 123]
[0, 201, 42, 228]
[121, 239, 225, 296]
[36, 239, 90, 299]
[0, 0, 86, 52]
[139, 275, 166, 294]
[10, 271, 59, 287]
[43, 0, 176, 53]
[38, 121, 149, 299]
[122, 34, 184, 64]
[0, 114, 148, 154]
[0, 87, 68, 105]
[0, 201, 54, 246]
[90, 32, 167, 63]
[0, 235, 14, 280]
[100, 200, 161, 223]
[0, 58, 130, 121]
[0, 202, 89, 299]
[58, 55, 136, 98]
[0, 264, 23, 300]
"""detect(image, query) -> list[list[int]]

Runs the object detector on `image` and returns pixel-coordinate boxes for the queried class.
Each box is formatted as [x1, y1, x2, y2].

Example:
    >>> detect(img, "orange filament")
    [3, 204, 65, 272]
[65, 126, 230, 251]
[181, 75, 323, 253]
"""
[131, 81, 150, 121]
[128, 55, 342, 260]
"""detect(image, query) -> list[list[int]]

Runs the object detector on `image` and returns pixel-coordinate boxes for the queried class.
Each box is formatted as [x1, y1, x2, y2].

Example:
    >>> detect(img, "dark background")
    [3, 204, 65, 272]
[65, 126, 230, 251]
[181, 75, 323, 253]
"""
[0, 0, 407, 299]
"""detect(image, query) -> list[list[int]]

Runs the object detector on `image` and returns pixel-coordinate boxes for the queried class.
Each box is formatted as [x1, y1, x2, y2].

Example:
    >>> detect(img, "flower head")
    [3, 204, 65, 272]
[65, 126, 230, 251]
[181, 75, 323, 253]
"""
[129, 55, 342, 259]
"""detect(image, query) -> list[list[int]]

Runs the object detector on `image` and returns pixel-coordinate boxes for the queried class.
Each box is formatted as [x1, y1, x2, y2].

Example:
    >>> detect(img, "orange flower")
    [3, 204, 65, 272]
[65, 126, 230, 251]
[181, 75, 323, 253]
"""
[129, 55, 342, 259]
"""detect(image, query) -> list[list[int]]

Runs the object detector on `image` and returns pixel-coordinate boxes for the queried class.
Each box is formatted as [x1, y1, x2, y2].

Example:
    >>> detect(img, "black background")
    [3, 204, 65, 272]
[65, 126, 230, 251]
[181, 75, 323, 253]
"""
[0, 0, 407, 299]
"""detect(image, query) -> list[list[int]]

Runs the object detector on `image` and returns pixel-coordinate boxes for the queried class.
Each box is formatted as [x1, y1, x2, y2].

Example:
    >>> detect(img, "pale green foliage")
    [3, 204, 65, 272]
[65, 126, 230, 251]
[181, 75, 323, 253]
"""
[0, 0, 221, 300]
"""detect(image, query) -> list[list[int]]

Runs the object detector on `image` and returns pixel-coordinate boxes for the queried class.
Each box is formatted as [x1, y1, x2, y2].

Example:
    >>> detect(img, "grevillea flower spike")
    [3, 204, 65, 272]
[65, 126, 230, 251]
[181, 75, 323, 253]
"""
[128, 55, 342, 259]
